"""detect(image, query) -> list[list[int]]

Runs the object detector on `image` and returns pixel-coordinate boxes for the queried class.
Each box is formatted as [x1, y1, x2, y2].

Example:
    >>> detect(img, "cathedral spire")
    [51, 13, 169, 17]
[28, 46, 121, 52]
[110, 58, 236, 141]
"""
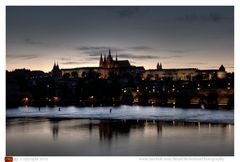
[104, 54, 106, 61]
[107, 48, 113, 62]
[219, 64, 225, 71]
[108, 48, 111, 56]
[99, 53, 103, 67]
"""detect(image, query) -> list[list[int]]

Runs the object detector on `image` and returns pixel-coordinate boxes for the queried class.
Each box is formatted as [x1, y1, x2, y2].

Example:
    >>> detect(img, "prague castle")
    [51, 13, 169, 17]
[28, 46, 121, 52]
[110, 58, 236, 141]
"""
[99, 49, 131, 68]
[58, 49, 144, 79]
[53, 49, 227, 81]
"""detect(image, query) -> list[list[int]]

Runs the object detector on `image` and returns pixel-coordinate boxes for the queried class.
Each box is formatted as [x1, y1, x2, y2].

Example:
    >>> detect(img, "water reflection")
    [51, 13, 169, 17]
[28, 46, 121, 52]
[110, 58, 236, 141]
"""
[156, 121, 163, 136]
[48, 119, 232, 141]
[99, 121, 131, 141]
[7, 118, 234, 156]
[50, 120, 59, 140]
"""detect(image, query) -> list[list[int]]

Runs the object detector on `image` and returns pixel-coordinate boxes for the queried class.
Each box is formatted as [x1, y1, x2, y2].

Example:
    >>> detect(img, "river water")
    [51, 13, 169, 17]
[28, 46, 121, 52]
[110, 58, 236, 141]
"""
[6, 106, 234, 156]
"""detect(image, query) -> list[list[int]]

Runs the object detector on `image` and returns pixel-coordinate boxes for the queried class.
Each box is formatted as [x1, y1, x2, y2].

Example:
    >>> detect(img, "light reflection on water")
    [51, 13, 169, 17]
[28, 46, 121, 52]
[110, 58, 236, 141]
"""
[6, 118, 234, 156]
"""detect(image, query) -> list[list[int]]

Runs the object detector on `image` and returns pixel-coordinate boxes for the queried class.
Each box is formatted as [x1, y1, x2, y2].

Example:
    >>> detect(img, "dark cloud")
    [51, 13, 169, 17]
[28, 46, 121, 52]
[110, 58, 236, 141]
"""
[60, 57, 72, 61]
[118, 53, 158, 59]
[164, 49, 186, 54]
[76, 46, 124, 52]
[25, 38, 43, 45]
[209, 13, 227, 22]
[76, 46, 109, 51]
[161, 48, 203, 54]
[25, 38, 57, 47]
[76, 46, 125, 56]
[76, 45, 155, 56]
[61, 61, 93, 65]
[116, 7, 140, 18]
[76, 45, 184, 61]
[158, 55, 184, 59]
[86, 53, 158, 60]
[87, 57, 100, 60]
[128, 46, 155, 51]
[7, 54, 38, 60]
[61, 61, 81, 65]
[174, 12, 232, 23]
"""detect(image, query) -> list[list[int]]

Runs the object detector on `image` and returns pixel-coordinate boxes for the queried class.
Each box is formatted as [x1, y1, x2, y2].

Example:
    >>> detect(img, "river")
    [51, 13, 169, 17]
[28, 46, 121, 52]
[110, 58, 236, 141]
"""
[6, 106, 234, 156]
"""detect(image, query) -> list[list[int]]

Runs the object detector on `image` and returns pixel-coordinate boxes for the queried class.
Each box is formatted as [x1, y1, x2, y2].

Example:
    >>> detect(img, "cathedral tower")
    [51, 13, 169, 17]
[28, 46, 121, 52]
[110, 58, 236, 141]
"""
[157, 62, 162, 70]
[99, 53, 103, 67]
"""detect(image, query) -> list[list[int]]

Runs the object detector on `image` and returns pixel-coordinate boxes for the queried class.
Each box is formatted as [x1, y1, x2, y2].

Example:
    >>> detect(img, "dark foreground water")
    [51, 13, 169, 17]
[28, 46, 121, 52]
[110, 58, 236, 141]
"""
[6, 118, 234, 156]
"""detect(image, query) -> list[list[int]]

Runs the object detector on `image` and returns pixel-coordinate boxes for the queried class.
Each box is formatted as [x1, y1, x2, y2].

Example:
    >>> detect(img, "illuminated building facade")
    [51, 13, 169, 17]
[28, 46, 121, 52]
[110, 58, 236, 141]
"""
[143, 63, 227, 81]
[99, 49, 131, 68]
[56, 49, 227, 81]
[60, 49, 144, 79]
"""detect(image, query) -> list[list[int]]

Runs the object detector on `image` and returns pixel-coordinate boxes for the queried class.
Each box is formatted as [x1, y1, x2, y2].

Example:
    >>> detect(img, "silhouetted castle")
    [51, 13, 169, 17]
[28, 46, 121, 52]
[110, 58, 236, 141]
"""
[51, 62, 61, 78]
[59, 49, 144, 79]
[99, 49, 130, 68]
[54, 48, 227, 81]
[143, 62, 226, 81]
[156, 62, 162, 70]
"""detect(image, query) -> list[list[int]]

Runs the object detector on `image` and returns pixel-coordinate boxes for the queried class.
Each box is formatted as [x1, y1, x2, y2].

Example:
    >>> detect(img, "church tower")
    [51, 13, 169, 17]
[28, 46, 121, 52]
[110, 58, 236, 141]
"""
[159, 62, 162, 70]
[219, 64, 225, 71]
[103, 54, 107, 68]
[107, 49, 113, 68]
[99, 49, 123, 68]
[157, 62, 162, 70]
[99, 53, 103, 67]
[51, 62, 61, 78]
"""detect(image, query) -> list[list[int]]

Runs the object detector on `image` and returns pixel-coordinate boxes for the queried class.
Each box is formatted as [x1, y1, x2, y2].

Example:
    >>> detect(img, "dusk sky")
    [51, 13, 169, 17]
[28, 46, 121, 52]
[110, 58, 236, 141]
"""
[6, 6, 234, 72]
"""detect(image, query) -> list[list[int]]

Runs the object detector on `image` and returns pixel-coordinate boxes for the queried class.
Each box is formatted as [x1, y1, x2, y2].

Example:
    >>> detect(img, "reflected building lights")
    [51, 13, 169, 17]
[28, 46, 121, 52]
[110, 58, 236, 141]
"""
[208, 123, 212, 134]
[173, 121, 175, 126]
[198, 122, 201, 133]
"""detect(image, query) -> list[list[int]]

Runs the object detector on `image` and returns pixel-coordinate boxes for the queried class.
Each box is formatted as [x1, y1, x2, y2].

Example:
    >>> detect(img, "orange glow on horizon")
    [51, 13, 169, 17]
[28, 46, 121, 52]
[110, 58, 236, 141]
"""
[6, 53, 234, 73]
[6, 62, 234, 73]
